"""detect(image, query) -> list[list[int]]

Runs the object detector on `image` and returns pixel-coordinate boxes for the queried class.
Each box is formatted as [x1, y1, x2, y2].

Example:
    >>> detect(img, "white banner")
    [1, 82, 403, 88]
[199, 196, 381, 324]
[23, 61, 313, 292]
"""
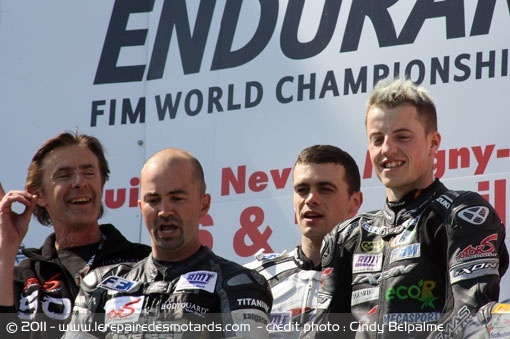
[1, 0, 509, 298]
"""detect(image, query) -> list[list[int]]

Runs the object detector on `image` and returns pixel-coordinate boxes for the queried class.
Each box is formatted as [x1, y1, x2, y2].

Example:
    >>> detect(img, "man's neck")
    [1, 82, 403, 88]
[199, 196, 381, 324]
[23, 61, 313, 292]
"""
[386, 178, 436, 202]
[301, 237, 322, 267]
[54, 223, 102, 250]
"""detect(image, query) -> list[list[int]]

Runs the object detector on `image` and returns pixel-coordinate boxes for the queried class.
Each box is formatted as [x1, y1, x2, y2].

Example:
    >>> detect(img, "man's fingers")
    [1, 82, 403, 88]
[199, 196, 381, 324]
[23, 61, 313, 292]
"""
[20, 204, 35, 225]
[0, 182, 5, 198]
[0, 190, 36, 214]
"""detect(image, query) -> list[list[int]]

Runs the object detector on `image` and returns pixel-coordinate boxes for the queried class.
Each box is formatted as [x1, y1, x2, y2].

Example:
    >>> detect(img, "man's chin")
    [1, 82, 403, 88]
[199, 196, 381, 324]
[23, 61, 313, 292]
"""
[65, 219, 99, 229]
[302, 224, 325, 235]
[303, 219, 324, 227]
[155, 235, 182, 247]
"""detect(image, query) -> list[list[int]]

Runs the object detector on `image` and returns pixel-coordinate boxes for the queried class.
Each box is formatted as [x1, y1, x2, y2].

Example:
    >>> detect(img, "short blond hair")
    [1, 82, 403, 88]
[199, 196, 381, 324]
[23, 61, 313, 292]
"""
[365, 79, 437, 134]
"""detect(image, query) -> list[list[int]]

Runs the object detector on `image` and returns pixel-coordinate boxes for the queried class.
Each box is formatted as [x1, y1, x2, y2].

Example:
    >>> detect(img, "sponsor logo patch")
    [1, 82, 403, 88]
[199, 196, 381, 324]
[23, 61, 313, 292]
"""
[439, 305, 471, 338]
[105, 296, 144, 324]
[385, 279, 438, 310]
[23, 274, 62, 292]
[362, 223, 405, 237]
[493, 303, 510, 314]
[454, 234, 497, 262]
[236, 298, 270, 313]
[19, 289, 72, 320]
[360, 240, 385, 253]
[99, 276, 139, 292]
[383, 312, 440, 324]
[435, 195, 453, 209]
[231, 309, 269, 331]
[160, 301, 208, 314]
[351, 287, 380, 306]
[390, 243, 421, 263]
[457, 206, 490, 225]
[175, 271, 217, 293]
[450, 258, 499, 283]
[353, 253, 383, 273]
[268, 312, 292, 332]
[352, 263, 417, 286]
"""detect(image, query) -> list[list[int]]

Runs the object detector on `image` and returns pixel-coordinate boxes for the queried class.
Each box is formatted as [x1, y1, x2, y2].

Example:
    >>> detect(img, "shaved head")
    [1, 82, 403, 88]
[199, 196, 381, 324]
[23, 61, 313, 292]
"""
[142, 148, 206, 195]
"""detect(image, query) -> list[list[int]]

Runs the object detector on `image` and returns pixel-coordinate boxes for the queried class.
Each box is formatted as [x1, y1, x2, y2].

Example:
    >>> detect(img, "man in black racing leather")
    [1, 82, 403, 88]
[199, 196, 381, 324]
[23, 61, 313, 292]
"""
[309, 79, 509, 338]
[65, 148, 272, 338]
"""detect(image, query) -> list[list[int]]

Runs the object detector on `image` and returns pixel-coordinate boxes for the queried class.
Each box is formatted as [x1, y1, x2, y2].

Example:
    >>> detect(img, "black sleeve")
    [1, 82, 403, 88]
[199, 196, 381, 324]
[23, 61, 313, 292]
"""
[303, 219, 359, 339]
[430, 191, 509, 338]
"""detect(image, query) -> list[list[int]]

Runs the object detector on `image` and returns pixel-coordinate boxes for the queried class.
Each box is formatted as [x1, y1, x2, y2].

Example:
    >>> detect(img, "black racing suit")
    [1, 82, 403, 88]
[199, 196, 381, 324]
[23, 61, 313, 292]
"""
[65, 245, 273, 338]
[1, 224, 151, 339]
[245, 246, 321, 338]
[311, 179, 509, 338]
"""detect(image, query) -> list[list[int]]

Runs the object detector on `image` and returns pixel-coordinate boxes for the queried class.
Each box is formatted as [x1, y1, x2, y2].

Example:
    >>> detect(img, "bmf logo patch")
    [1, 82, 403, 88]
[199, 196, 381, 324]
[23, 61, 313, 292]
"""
[99, 276, 139, 292]
[175, 271, 217, 293]
[390, 243, 421, 263]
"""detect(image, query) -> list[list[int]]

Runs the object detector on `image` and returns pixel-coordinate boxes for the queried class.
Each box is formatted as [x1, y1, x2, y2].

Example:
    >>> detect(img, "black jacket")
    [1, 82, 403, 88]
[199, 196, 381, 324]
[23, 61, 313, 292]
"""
[311, 180, 509, 338]
[4, 224, 151, 339]
[65, 245, 273, 338]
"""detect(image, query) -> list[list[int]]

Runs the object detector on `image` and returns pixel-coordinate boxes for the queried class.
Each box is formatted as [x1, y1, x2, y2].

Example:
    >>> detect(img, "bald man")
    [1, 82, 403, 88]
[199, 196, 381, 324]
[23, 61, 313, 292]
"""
[65, 148, 272, 338]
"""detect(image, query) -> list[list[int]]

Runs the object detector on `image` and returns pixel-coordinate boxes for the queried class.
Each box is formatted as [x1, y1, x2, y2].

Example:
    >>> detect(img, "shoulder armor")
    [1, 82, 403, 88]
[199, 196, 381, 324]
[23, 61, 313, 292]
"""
[433, 189, 500, 230]
[223, 264, 270, 291]
[321, 216, 362, 267]
[81, 262, 136, 292]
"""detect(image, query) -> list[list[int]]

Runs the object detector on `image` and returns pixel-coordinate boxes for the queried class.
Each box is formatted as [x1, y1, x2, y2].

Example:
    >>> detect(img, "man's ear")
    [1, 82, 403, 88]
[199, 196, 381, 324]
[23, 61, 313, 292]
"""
[31, 190, 46, 207]
[349, 191, 363, 217]
[200, 193, 211, 217]
[430, 131, 441, 154]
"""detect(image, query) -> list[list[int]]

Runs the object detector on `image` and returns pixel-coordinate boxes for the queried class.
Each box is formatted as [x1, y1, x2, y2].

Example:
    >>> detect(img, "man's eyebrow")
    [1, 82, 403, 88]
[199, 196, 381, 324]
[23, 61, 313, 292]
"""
[295, 180, 335, 187]
[166, 189, 187, 196]
[293, 182, 309, 189]
[143, 192, 159, 200]
[54, 164, 96, 172]
[53, 166, 73, 173]
[369, 128, 413, 138]
[367, 131, 382, 138]
[143, 189, 188, 199]
[78, 164, 96, 170]
[316, 181, 336, 187]
[393, 127, 413, 134]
